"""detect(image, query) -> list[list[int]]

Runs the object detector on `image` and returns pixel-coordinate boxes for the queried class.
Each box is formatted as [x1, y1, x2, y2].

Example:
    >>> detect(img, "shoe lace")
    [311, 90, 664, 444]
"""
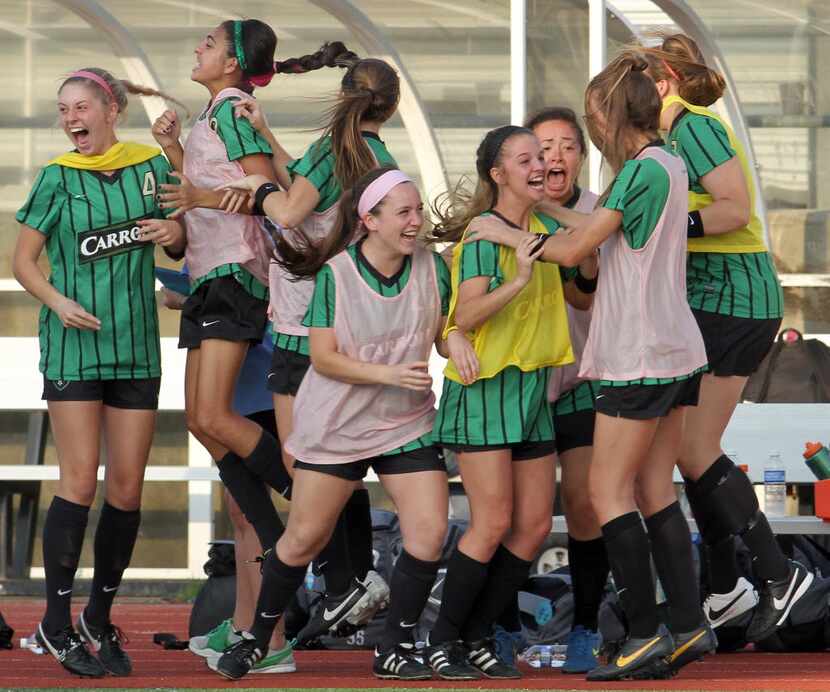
[248, 548, 272, 575]
[230, 639, 260, 667]
[62, 627, 85, 654]
[104, 623, 129, 648]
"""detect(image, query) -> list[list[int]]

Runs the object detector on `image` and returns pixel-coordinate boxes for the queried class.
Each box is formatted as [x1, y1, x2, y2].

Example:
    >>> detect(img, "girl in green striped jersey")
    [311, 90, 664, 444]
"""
[642, 35, 812, 643]
[13, 68, 186, 678]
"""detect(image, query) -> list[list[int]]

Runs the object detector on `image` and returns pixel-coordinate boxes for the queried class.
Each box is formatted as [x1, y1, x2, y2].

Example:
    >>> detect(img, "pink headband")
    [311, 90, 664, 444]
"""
[69, 70, 115, 101]
[358, 170, 413, 218]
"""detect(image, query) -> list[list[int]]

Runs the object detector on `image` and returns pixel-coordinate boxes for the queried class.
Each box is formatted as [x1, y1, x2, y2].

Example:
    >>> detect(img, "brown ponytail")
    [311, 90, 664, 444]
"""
[584, 51, 661, 174]
[274, 166, 397, 278]
[275, 41, 359, 74]
[638, 33, 725, 107]
[317, 58, 400, 192]
[61, 67, 190, 119]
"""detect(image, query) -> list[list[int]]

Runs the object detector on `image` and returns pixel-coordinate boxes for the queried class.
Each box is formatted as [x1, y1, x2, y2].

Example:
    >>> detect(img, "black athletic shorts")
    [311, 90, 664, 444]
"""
[442, 440, 558, 461]
[294, 446, 446, 482]
[178, 276, 268, 350]
[692, 309, 781, 377]
[554, 408, 595, 455]
[594, 372, 702, 420]
[42, 376, 161, 410]
[267, 347, 310, 396]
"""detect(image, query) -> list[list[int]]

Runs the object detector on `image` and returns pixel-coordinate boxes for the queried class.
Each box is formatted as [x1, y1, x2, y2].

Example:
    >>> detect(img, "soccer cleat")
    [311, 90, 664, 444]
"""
[561, 625, 600, 674]
[297, 578, 370, 642]
[76, 611, 131, 676]
[189, 618, 241, 659]
[214, 633, 263, 680]
[36, 623, 106, 678]
[350, 570, 390, 625]
[467, 637, 522, 679]
[493, 625, 525, 665]
[746, 560, 814, 643]
[703, 576, 759, 629]
[586, 625, 673, 682]
[669, 623, 717, 674]
[208, 641, 295, 674]
[373, 644, 433, 680]
[425, 640, 482, 680]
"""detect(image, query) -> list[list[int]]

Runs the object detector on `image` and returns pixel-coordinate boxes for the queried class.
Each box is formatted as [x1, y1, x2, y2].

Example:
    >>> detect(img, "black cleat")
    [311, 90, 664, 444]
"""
[587, 625, 673, 682]
[77, 612, 132, 676]
[467, 637, 521, 679]
[746, 560, 813, 643]
[424, 640, 481, 680]
[668, 623, 717, 674]
[373, 644, 433, 680]
[297, 578, 370, 643]
[36, 623, 106, 678]
[215, 633, 263, 681]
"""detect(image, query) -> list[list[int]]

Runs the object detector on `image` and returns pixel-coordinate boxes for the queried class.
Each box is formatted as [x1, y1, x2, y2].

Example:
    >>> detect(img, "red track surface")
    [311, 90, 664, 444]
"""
[2, 599, 829, 690]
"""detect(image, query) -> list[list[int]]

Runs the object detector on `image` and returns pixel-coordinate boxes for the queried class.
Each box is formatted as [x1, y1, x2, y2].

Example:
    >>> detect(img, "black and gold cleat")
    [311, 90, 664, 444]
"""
[669, 623, 717, 674]
[586, 625, 673, 682]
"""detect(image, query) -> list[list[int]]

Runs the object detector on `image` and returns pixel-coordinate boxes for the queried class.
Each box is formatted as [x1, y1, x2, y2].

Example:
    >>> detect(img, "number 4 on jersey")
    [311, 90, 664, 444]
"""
[142, 171, 156, 198]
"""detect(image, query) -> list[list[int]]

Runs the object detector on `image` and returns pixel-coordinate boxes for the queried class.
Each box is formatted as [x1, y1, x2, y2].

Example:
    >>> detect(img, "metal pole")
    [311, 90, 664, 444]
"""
[589, 0, 607, 193]
[510, 0, 526, 126]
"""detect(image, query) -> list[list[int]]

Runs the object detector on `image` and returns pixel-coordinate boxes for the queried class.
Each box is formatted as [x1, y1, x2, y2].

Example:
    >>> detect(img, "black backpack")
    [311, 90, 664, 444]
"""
[743, 329, 830, 403]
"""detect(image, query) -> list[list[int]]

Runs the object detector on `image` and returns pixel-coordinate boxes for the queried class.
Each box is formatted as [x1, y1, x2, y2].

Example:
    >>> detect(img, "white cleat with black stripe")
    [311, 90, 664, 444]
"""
[467, 638, 522, 679]
[372, 644, 433, 680]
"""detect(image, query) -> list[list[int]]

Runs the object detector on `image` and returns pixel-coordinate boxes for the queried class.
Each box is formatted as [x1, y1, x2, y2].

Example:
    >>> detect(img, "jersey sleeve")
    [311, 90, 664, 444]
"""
[367, 138, 398, 167]
[459, 239, 503, 289]
[15, 166, 64, 235]
[149, 155, 177, 219]
[559, 266, 578, 282]
[302, 265, 336, 328]
[212, 99, 273, 162]
[432, 252, 452, 316]
[604, 157, 670, 250]
[676, 114, 735, 180]
[288, 138, 335, 193]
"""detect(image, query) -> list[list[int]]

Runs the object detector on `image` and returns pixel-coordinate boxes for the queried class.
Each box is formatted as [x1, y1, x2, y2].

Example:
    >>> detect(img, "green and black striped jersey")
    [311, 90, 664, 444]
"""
[670, 111, 783, 319]
[16, 154, 174, 381]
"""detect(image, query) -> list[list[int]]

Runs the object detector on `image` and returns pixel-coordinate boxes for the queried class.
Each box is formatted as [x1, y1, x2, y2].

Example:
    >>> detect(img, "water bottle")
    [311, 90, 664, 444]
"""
[521, 644, 567, 668]
[19, 634, 44, 654]
[304, 564, 316, 592]
[764, 451, 787, 517]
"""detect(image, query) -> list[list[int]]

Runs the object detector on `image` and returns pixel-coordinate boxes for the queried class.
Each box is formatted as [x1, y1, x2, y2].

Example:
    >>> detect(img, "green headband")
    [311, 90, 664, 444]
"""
[233, 20, 247, 72]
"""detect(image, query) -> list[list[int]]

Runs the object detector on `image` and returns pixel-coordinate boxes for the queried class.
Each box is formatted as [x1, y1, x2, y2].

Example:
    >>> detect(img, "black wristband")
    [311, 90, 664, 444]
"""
[253, 182, 279, 216]
[574, 267, 598, 294]
[687, 209, 704, 238]
[531, 232, 548, 254]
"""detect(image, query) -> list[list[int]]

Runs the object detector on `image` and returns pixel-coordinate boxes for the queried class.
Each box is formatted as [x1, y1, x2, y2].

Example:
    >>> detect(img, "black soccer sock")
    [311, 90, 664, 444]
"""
[645, 502, 704, 632]
[84, 503, 141, 628]
[217, 452, 284, 551]
[741, 512, 789, 582]
[314, 510, 352, 595]
[568, 535, 610, 631]
[496, 599, 522, 633]
[429, 547, 488, 645]
[705, 536, 741, 594]
[379, 549, 440, 651]
[602, 512, 659, 639]
[42, 496, 89, 636]
[249, 549, 308, 649]
[242, 429, 293, 499]
[462, 545, 532, 643]
[345, 489, 373, 580]
[693, 455, 789, 583]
